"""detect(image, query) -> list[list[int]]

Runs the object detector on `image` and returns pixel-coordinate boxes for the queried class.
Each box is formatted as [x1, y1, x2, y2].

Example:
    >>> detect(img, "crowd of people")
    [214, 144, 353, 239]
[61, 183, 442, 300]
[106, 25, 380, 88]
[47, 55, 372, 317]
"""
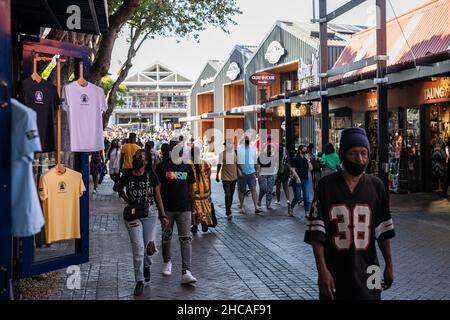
[89, 127, 397, 300]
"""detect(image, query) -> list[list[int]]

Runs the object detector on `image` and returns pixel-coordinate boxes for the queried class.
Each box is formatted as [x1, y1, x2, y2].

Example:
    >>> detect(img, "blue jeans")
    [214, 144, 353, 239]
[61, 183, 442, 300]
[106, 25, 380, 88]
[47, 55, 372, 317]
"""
[222, 180, 237, 216]
[291, 180, 311, 214]
[125, 212, 158, 282]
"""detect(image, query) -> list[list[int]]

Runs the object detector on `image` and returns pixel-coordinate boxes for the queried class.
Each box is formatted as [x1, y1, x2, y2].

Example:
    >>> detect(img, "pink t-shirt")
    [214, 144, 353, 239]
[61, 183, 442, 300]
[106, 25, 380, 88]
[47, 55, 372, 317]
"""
[62, 81, 107, 152]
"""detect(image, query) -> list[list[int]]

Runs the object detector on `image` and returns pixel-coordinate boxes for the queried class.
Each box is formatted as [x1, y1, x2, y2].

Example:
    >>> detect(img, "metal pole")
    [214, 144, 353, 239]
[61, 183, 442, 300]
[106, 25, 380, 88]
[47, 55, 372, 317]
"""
[319, 0, 329, 153]
[260, 88, 266, 130]
[376, 0, 389, 192]
[285, 102, 295, 158]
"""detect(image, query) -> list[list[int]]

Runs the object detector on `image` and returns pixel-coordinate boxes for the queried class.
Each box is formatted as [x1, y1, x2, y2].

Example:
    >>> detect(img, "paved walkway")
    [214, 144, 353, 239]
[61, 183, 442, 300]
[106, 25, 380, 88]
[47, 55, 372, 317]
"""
[48, 175, 450, 300]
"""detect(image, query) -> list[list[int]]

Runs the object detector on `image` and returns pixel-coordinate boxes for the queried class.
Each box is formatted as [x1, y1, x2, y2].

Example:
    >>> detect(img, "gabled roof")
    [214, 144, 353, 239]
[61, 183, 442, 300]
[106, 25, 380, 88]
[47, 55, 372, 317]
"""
[245, 20, 366, 69]
[124, 61, 193, 84]
[213, 45, 257, 81]
[332, 0, 450, 80]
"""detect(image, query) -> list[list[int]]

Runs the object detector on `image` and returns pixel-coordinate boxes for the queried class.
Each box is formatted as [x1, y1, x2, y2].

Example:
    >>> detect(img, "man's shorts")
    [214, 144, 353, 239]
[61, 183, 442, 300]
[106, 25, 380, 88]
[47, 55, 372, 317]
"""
[238, 173, 257, 192]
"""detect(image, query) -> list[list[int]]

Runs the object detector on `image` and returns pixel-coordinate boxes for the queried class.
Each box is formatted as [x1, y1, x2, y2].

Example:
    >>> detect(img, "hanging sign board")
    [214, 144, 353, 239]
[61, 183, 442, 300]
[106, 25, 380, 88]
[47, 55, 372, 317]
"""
[250, 72, 276, 86]
[226, 62, 241, 81]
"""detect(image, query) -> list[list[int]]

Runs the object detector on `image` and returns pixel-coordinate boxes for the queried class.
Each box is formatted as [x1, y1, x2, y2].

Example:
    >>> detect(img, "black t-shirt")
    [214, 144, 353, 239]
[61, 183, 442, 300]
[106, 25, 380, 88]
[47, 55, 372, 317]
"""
[304, 172, 395, 300]
[292, 156, 309, 180]
[22, 77, 60, 152]
[155, 159, 195, 212]
[119, 171, 159, 206]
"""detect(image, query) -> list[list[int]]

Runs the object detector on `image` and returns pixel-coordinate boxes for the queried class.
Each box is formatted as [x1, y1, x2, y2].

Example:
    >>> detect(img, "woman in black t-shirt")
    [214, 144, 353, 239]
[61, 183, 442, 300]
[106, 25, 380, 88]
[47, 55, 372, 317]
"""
[117, 153, 169, 297]
[288, 145, 313, 218]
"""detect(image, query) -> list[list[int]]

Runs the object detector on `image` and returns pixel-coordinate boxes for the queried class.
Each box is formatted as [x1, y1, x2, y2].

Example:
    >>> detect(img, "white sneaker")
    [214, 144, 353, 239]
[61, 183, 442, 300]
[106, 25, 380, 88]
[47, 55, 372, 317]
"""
[181, 270, 197, 284]
[162, 261, 172, 276]
[274, 201, 280, 205]
[93, 189, 97, 194]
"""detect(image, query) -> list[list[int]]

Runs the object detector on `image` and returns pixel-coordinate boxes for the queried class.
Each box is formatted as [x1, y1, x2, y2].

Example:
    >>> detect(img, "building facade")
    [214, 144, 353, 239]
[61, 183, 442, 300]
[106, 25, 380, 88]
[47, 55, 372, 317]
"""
[112, 62, 193, 130]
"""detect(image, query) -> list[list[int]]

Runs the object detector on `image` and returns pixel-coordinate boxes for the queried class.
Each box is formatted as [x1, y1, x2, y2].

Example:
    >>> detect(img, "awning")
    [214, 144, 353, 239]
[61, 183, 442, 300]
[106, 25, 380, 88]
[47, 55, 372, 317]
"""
[12, 0, 109, 35]
[331, 0, 450, 82]
[180, 115, 202, 122]
[229, 105, 263, 114]
[263, 99, 290, 109]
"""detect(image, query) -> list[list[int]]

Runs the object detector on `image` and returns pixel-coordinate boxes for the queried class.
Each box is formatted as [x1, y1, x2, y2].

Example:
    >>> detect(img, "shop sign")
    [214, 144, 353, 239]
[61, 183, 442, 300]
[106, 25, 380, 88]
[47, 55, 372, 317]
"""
[265, 41, 285, 64]
[200, 77, 214, 87]
[226, 62, 241, 81]
[275, 104, 305, 117]
[424, 78, 450, 101]
[368, 97, 377, 109]
[250, 72, 276, 86]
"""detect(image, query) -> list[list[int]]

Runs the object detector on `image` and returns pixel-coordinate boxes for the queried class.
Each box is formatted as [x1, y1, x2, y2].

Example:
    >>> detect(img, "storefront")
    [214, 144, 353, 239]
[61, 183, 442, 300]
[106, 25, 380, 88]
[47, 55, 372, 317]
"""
[324, 77, 450, 193]
[189, 60, 222, 143]
[212, 45, 255, 147]
[0, 0, 109, 300]
[244, 20, 362, 149]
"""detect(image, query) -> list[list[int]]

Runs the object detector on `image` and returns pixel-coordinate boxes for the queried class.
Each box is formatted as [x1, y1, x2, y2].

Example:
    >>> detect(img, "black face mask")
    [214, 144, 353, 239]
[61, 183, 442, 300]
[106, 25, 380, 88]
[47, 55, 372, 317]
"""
[343, 159, 367, 177]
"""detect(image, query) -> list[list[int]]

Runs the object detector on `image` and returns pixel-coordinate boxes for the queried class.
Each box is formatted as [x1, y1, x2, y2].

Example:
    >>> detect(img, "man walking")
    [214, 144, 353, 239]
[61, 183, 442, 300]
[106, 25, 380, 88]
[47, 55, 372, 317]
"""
[237, 135, 262, 214]
[216, 139, 238, 220]
[156, 138, 197, 284]
[305, 128, 395, 300]
[121, 133, 141, 175]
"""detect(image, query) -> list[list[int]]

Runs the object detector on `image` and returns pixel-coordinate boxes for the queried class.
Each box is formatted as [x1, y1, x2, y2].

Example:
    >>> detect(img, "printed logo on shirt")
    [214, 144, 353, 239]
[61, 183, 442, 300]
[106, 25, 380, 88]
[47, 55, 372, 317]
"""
[80, 94, 89, 105]
[165, 171, 188, 181]
[58, 181, 67, 193]
[25, 129, 38, 140]
[34, 91, 44, 104]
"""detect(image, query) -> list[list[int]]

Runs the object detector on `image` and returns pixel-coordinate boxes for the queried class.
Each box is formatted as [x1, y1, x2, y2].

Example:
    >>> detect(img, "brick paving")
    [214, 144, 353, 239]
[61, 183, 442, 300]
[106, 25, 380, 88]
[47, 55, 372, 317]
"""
[47, 174, 450, 300]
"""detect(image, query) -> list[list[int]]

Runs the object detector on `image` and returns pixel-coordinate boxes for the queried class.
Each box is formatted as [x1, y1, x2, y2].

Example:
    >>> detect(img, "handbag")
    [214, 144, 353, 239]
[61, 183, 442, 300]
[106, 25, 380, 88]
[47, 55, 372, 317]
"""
[123, 173, 150, 222]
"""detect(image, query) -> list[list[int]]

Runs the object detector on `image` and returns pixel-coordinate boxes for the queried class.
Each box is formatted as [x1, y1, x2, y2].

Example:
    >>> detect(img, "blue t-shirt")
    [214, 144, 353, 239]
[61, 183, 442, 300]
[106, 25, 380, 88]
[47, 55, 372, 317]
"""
[11, 99, 45, 237]
[237, 145, 258, 175]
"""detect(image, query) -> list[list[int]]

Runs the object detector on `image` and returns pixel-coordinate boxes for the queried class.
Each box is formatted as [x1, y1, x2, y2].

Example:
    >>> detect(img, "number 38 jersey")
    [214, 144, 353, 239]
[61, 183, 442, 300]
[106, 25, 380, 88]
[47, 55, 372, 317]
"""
[304, 172, 395, 300]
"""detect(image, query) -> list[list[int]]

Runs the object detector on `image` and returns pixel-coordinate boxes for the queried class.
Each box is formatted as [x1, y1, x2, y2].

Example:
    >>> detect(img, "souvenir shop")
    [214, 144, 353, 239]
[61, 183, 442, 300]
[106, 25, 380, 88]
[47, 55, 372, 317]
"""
[329, 76, 450, 193]
[0, 0, 109, 299]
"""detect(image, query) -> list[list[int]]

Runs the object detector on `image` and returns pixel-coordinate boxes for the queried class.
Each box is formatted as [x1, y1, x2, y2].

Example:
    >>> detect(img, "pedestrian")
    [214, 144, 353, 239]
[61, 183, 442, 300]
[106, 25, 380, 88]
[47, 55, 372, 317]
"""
[108, 139, 121, 192]
[216, 139, 238, 221]
[307, 143, 321, 190]
[305, 127, 395, 300]
[144, 140, 159, 169]
[320, 143, 341, 177]
[257, 143, 277, 211]
[121, 133, 141, 175]
[237, 135, 262, 214]
[155, 139, 197, 284]
[288, 145, 313, 218]
[90, 150, 104, 194]
[117, 155, 169, 296]
[190, 147, 213, 233]
[274, 143, 291, 206]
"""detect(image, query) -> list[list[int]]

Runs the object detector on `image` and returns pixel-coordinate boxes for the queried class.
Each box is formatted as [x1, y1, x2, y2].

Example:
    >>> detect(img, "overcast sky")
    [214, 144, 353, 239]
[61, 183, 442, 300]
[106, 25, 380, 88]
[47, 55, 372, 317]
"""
[110, 0, 431, 82]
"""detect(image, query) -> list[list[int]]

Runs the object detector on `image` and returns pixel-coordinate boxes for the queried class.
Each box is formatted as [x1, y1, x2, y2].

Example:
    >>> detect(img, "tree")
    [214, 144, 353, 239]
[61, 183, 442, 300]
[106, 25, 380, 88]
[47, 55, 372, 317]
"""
[103, 0, 241, 128]
[46, 0, 241, 128]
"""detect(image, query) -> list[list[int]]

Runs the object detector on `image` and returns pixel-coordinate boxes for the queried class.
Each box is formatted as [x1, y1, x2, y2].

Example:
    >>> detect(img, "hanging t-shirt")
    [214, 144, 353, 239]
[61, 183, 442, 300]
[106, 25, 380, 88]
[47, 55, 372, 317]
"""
[11, 99, 45, 237]
[38, 167, 86, 243]
[21, 77, 60, 152]
[61, 81, 107, 152]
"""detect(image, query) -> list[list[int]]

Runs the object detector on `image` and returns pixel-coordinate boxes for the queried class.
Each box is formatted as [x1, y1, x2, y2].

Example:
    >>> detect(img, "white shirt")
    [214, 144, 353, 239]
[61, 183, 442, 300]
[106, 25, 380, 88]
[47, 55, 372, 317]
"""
[11, 99, 45, 237]
[108, 148, 121, 171]
[61, 81, 107, 152]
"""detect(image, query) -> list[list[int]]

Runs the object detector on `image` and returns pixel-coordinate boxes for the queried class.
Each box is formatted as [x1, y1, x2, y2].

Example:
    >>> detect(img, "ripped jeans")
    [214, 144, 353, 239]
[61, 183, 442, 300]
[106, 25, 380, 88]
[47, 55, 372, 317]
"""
[161, 211, 192, 273]
[125, 210, 158, 282]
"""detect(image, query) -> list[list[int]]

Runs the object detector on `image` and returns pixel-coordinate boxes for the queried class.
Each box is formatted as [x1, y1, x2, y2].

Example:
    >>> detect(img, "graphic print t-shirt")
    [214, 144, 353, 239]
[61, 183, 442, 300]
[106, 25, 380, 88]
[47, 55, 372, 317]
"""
[38, 167, 86, 244]
[22, 77, 60, 152]
[156, 159, 196, 212]
[61, 81, 107, 152]
[119, 171, 159, 216]
[304, 172, 395, 300]
[11, 99, 45, 237]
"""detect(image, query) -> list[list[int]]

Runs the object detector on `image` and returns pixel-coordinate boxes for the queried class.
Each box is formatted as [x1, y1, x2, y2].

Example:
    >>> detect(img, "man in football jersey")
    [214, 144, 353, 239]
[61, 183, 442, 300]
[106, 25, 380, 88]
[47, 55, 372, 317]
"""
[305, 128, 395, 300]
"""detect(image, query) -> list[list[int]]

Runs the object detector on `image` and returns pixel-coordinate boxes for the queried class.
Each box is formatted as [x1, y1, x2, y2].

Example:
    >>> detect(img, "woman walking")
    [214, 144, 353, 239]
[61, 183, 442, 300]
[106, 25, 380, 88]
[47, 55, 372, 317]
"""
[90, 151, 104, 194]
[288, 145, 313, 218]
[190, 147, 213, 233]
[320, 143, 341, 177]
[274, 143, 291, 206]
[257, 144, 277, 210]
[107, 139, 121, 192]
[117, 154, 169, 296]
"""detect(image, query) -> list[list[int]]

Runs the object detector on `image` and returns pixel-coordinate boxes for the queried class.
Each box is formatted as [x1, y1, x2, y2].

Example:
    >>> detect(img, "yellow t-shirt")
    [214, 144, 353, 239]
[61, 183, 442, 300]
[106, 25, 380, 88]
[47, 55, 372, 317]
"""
[122, 143, 141, 169]
[38, 168, 86, 244]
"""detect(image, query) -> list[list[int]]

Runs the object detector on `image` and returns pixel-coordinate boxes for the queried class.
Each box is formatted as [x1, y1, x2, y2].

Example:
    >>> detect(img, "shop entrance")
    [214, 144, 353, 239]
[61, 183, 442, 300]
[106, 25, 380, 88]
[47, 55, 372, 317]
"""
[428, 103, 450, 191]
